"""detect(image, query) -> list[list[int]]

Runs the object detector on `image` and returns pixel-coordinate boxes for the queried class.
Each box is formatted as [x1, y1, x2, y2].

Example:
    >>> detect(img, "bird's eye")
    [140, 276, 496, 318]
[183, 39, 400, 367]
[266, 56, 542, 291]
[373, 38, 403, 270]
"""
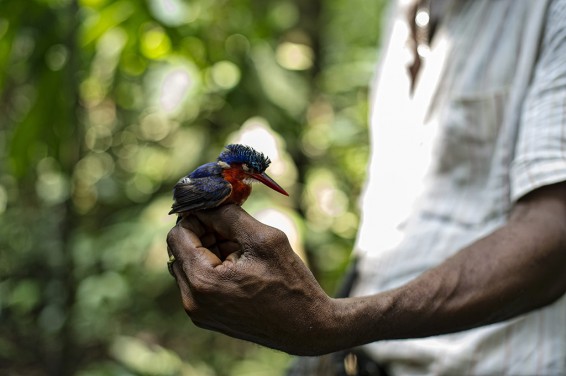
[242, 164, 250, 172]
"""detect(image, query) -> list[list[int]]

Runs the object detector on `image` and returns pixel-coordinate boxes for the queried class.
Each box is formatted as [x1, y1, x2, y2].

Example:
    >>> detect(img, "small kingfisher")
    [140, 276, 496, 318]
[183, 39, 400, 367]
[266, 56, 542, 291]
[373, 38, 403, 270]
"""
[169, 144, 289, 216]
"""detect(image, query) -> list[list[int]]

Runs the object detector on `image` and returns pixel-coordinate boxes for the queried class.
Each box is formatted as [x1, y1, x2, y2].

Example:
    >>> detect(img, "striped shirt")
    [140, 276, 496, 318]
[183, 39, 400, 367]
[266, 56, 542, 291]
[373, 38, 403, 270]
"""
[352, 0, 566, 374]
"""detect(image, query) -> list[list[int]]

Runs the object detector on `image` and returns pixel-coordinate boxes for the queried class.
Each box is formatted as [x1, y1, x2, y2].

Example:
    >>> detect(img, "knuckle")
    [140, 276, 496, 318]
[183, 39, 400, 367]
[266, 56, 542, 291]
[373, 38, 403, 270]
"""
[255, 226, 288, 248]
[180, 287, 206, 318]
[189, 271, 216, 295]
[181, 295, 198, 315]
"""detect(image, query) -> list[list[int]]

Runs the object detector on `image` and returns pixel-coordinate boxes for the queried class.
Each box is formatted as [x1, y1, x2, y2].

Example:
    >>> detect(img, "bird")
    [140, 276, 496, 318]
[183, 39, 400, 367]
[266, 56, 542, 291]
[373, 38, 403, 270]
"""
[169, 144, 289, 216]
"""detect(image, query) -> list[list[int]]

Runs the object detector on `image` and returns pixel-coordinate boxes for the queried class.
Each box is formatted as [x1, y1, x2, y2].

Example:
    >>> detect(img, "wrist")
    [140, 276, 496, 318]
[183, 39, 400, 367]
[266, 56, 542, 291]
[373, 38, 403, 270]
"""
[324, 293, 394, 352]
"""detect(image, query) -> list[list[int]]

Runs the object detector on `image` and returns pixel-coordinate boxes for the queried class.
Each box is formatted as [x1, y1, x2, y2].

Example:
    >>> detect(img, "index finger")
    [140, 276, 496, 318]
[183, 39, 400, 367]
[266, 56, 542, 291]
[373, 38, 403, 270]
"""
[166, 224, 223, 269]
[178, 215, 206, 237]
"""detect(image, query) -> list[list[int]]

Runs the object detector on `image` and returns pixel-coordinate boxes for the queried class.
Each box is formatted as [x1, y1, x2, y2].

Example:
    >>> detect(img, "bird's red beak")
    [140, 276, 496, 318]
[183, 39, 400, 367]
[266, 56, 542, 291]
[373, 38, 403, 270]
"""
[251, 172, 289, 196]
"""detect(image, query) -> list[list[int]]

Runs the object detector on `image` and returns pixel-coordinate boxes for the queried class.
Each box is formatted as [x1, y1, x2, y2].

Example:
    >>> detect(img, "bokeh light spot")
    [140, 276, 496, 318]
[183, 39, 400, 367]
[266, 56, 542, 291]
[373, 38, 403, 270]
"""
[141, 25, 171, 59]
[85, 126, 113, 152]
[38, 304, 66, 334]
[139, 113, 176, 142]
[159, 69, 194, 113]
[269, 2, 299, 29]
[110, 336, 183, 375]
[225, 34, 251, 57]
[210, 60, 241, 90]
[148, 0, 197, 26]
[74, 153, 114, 185]
[45, 44, 68, 71]
[35, 158, 70, 205]
[255, 208, 305, 261]
[276, 42, 313, 71]
[146, 59, 200, 116]
[230, 118, 280, 166]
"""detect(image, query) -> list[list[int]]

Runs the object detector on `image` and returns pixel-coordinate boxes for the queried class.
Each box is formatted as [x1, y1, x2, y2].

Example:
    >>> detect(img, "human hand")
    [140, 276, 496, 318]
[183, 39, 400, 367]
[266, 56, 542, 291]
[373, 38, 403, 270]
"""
[166, 205, 342, 355]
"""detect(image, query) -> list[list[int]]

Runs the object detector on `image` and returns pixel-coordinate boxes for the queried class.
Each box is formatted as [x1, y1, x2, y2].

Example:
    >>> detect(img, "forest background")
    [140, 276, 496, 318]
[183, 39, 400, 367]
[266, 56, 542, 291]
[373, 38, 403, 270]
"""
[0, 0, 385, 374]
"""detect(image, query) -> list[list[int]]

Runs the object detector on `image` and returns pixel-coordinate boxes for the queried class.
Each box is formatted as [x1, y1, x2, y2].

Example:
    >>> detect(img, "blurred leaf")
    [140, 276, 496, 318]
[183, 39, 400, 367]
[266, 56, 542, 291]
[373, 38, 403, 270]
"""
[0, 0, 385, 373]
[80, 0, 135, 46]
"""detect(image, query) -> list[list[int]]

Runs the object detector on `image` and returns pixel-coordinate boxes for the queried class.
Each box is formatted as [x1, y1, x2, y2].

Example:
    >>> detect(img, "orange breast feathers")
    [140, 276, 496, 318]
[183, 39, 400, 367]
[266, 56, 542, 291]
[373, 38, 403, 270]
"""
[222, 168, 252, 205]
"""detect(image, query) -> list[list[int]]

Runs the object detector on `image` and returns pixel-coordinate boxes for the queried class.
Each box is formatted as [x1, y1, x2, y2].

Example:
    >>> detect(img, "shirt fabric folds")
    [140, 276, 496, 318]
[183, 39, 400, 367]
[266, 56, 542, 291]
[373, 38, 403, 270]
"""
[352, 0, 566, 374]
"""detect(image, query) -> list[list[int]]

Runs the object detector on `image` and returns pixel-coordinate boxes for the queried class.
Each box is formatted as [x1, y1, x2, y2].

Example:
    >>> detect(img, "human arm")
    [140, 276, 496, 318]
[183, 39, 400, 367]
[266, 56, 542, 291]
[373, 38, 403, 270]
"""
[336, 181, 566, 346]
[166, 182, 566, 355]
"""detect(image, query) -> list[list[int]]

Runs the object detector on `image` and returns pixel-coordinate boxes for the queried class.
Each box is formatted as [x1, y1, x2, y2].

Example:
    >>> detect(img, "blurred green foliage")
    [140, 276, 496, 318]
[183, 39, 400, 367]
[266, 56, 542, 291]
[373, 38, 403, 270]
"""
[0, 0, 385, 374]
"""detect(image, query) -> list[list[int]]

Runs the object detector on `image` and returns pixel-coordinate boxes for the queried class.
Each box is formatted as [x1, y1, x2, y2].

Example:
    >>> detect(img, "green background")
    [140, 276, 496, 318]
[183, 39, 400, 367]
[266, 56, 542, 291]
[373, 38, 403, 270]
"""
[0, 0, 385, 374]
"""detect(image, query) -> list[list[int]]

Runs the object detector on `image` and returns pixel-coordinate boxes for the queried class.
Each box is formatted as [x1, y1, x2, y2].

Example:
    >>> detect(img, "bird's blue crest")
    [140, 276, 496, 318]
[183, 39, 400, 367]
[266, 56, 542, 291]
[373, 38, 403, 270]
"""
[217, 144, 271, 172]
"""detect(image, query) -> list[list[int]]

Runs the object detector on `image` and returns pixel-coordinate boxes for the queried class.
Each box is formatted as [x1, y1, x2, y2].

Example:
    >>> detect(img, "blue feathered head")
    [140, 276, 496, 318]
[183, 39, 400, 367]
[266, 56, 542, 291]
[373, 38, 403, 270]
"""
[217, 144, 271, 172]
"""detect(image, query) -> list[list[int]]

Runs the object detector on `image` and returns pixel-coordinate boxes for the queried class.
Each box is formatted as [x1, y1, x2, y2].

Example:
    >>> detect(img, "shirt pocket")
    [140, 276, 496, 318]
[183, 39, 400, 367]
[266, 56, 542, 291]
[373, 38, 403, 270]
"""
[435, 89, 508, 176]
[422, 88, 510, 226]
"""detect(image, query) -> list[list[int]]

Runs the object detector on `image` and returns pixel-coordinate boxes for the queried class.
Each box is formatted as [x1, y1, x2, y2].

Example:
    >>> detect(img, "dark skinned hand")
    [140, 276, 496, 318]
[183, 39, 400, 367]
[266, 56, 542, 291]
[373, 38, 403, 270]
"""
[166, 204, 342, 356]
[166, 183, 566, 357]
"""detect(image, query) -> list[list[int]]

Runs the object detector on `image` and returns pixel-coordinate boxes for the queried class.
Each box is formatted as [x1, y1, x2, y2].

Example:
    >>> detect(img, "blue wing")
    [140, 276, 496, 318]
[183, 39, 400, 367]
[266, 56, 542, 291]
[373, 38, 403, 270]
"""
[189, 162, 222, 178]
[169, 173, 232, 214]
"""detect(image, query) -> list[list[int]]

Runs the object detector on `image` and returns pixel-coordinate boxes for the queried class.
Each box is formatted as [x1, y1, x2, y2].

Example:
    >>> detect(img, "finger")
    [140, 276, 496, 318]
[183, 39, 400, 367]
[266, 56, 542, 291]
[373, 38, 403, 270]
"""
[207, 244, 222, 260]
[224, 251, 242, 264]
[167, 245, 179, 278]
[169, 250, 198, 313]
[168, 245, 186, 282]
[217, 240, 241, 259]
[201, 233, 218, 249]
[179, 217, 225, 258]
[166, 225, 222, 268]
[178, 215, 206, 237]
[178, 280, 198, 314]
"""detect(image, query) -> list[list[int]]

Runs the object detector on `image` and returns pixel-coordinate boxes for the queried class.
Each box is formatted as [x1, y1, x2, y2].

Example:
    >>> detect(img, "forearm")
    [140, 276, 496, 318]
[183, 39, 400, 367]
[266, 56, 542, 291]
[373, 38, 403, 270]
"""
[166, 185, 565, 356]
[333, 183, 566, 349]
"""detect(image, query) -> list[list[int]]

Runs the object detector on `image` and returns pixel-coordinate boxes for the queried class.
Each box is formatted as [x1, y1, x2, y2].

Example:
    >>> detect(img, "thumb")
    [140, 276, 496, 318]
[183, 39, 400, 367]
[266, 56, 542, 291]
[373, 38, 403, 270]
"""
[192, 204, 287, 258]
[191, 204, 264, 243]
